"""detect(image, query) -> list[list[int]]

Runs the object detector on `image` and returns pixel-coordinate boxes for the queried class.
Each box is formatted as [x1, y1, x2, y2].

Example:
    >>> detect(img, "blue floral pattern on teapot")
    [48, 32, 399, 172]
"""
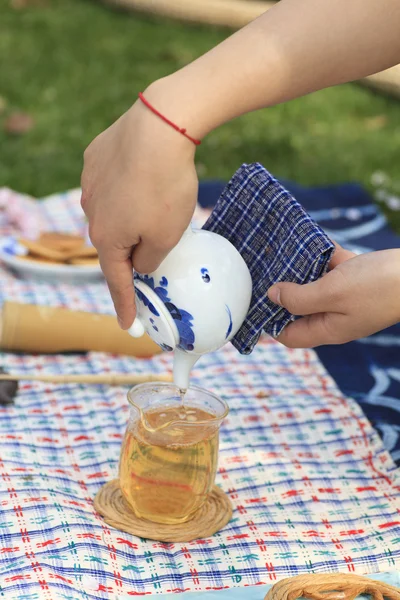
[135, 274, 196, 352]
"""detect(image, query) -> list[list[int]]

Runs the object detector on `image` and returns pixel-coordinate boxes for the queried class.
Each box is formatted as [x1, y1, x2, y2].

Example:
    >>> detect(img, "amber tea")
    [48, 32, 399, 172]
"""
[120, 405, 220, 524]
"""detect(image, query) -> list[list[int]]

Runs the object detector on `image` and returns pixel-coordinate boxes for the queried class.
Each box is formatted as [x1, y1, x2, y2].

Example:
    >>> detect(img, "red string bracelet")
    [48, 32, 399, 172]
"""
[138, 92, 201, 146]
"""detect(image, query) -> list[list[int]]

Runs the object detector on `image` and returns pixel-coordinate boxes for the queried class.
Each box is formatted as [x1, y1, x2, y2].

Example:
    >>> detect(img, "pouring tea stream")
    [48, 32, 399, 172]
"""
[129, 225, 252, 391]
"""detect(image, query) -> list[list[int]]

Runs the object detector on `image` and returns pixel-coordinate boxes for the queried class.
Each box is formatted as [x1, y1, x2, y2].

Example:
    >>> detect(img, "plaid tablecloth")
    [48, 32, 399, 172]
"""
[0, 188, 399, 599]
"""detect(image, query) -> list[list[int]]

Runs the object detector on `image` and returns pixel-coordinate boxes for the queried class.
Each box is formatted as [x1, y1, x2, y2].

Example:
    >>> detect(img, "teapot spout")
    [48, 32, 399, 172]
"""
[173, 349, 199, 391]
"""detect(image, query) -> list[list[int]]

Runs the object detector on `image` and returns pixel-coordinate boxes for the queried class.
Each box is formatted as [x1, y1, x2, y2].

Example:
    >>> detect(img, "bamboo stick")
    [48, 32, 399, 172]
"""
[103, 0, 274, 29]
[361, 64, 400, 100]
[101, 0, 400, 101]
[99, 0, 400, 99]
[0, 301, 162, 358]
[0, 373, 172, 385]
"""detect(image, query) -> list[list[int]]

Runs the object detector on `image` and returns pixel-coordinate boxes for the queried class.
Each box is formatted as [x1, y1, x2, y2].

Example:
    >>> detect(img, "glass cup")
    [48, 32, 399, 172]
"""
[119, 383, 228, 525]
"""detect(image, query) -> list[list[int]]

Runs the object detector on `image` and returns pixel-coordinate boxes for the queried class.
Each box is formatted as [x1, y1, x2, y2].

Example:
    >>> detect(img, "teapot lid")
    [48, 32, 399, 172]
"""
[128, 279, 179, 352]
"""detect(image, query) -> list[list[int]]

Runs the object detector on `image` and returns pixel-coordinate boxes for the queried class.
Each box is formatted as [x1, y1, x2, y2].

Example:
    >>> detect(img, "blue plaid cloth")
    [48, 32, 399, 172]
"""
[203, 163, 335, 354]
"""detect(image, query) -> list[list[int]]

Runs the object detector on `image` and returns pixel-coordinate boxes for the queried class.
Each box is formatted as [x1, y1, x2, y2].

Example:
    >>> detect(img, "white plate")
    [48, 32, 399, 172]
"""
[0, 245, 104, 284]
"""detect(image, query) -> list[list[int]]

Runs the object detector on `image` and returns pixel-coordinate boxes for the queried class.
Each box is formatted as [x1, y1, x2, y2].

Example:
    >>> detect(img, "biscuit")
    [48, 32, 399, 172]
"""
[18, 239, 69, 262]
[66, 245, 98, 260]
[68, 257, 100, 266]
[39, 232, 85, 252]
[17, 234, 99, 268]
[18, 255, 55, 264]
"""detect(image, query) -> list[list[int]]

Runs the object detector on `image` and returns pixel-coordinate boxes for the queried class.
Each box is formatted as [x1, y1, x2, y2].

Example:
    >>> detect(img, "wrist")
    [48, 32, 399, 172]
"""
[142, 27, 286, 137]
[142, 75, 215, 141]
[127, 85, 197, 162]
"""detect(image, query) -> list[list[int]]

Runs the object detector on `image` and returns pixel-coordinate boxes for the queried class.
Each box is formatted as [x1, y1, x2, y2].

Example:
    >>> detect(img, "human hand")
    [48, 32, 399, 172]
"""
[80, 0, 400, 333]
[81, 84, 199, 329]
[268, 247, 400, 348]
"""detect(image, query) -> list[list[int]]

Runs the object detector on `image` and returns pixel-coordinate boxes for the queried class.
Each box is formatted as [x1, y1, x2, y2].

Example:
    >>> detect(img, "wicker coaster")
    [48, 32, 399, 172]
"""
[264, 573, 400, 600]
[94, 479, 233, 542]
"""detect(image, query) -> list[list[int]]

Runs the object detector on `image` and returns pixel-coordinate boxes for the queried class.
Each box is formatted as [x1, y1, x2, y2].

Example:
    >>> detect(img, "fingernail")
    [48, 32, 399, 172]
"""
[117, 315, 124, 329]
[269, 286, 281, 306]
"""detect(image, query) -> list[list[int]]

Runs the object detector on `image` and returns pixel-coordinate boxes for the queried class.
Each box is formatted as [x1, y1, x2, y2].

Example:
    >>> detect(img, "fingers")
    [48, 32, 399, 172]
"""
[98, 248, 136, 330]
[268, 278, 332, 316]
[275, 313, 341, 348]
[132, 242, 170, 275]
[329, 241, 356, 270]
[131, 229, 184, 274]
[267, 245, 356, 347]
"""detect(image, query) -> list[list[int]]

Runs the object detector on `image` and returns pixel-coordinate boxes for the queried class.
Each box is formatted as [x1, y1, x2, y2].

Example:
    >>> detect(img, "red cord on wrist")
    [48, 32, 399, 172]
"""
[138, 92, 201, 146]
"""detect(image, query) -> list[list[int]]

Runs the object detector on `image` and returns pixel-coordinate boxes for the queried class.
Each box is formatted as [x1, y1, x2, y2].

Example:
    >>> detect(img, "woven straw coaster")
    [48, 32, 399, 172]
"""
[265, 573, 400, 600]
[94, 479, 233, 542]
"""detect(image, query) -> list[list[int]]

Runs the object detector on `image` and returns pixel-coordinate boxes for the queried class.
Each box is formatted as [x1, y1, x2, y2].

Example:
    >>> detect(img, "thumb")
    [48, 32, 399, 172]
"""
[268, 278, 330, 316]
[132, 229, 184, 274]
[329, 241, 356, 270]
[132, 240, 170, 275]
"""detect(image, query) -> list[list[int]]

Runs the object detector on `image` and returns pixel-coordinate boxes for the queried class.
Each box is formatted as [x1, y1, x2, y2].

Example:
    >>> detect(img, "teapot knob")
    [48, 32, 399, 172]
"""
[128, 318, 146, 338]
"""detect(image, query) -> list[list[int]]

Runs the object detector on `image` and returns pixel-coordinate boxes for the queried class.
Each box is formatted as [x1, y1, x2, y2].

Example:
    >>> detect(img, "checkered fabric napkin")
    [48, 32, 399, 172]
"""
[0, 187, 399, 599]
[203, 164, 335, 354]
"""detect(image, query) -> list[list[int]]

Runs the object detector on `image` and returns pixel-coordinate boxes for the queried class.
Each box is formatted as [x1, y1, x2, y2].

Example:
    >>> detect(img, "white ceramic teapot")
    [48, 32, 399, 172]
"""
[129, 225, 252, 389]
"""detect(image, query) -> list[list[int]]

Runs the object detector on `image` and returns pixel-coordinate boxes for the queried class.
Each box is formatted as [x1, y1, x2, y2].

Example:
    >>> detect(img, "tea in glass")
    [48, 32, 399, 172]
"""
[119, 384, 228, 525]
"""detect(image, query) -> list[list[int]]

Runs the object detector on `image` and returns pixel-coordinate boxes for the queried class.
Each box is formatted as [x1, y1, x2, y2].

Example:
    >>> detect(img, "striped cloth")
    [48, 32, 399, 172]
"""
[203, 164, 335, 354]
[0, 187, 399, 599]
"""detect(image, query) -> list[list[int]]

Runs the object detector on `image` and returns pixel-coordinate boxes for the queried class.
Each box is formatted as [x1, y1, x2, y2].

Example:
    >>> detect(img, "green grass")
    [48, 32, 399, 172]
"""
[1, 0, 399, 227]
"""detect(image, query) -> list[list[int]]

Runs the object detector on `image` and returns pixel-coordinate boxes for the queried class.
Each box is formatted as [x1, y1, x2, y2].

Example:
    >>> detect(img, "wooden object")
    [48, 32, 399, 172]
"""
[362, 64, 400, 100]
[0, 373, 172, 385]
[94, 479, 233, 542]
[265, 573, 400, 600]
[100, 0, 400, 100]
[1, 301, 162, 358]
[102, 0, 274, 28]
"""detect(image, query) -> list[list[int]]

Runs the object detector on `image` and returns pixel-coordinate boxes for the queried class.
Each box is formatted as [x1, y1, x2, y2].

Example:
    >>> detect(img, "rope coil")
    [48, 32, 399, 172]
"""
[94, 479, 233, 543]
[264, 573, 400, 600]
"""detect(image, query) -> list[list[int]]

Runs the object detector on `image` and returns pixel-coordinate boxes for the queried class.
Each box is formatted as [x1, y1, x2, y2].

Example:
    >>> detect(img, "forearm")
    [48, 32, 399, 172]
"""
[145, 0, 400, 138]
